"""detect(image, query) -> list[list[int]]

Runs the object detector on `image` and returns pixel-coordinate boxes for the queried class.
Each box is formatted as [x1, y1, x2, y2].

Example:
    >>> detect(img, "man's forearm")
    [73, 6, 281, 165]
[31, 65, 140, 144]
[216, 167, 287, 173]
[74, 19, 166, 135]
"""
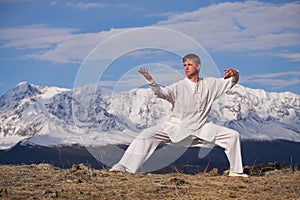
[146, 79, 174, 103]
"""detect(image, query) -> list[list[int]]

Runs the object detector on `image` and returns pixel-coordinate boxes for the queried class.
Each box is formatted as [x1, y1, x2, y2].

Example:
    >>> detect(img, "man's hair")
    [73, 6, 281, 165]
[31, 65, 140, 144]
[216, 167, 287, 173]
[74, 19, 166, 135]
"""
[182, 54, 201, 66]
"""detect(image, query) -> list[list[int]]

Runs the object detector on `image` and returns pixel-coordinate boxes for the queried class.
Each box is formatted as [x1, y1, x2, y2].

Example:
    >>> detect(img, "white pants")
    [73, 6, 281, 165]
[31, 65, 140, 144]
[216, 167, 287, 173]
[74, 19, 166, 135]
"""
[118, 123, 244, 173]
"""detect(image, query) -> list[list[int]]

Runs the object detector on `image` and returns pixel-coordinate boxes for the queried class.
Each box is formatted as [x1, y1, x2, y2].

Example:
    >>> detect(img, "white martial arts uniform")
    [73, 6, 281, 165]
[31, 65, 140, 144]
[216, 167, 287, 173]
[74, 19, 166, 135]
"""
[117, 73, 244, 173]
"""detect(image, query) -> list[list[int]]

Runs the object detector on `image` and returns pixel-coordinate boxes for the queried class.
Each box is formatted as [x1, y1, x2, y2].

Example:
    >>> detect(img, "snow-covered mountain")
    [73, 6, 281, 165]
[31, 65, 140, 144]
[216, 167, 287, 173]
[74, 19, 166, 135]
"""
[0, 82, 299, 149]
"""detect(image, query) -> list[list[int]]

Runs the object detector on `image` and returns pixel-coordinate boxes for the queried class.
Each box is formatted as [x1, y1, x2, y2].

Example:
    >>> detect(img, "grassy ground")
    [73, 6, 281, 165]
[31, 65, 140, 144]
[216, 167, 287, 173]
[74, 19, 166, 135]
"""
[0, 163, 299, 200]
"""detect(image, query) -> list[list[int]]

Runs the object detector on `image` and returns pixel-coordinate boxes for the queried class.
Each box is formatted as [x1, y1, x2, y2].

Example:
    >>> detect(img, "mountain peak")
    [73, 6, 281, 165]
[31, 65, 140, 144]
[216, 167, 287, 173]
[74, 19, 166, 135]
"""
[16, 81, 30, 86]
[13, 81, 38, 94]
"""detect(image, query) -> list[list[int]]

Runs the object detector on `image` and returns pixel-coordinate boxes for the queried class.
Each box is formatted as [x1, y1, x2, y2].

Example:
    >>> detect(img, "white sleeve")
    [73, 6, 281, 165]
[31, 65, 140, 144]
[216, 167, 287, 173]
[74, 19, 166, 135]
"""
[207, 72, 239, 100]
[147, 80, 175, 105]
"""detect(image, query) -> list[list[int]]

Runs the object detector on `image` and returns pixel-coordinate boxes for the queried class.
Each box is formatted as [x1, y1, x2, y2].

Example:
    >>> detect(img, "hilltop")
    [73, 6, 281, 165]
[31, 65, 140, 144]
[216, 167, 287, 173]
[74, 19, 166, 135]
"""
[0, 163, 299, 199]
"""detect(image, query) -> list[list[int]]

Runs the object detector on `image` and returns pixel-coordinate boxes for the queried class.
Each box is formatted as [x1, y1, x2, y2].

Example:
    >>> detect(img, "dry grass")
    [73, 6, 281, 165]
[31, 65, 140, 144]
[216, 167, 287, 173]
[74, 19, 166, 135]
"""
[0, 163, 299, 200]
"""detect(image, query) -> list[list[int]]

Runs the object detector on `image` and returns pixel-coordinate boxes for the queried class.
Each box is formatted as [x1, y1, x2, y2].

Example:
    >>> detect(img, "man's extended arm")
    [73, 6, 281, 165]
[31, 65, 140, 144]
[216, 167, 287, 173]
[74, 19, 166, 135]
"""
[209, 68, 239, 100]
[138, 67, 175, 104]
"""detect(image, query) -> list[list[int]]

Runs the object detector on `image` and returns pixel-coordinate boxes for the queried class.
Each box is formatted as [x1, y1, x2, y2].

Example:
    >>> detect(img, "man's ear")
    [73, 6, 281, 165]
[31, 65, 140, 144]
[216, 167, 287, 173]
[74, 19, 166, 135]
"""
[197, 64, 201, 71]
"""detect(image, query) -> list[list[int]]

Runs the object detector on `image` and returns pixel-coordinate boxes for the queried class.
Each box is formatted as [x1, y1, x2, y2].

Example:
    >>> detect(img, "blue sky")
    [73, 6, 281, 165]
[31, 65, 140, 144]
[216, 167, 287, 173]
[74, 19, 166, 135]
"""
[0, 0, 300, 95]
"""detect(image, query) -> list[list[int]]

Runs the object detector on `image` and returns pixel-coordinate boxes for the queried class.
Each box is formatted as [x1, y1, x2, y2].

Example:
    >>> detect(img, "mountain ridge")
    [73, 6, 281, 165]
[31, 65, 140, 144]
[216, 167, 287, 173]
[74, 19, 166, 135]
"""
[0, 81, 299, 149]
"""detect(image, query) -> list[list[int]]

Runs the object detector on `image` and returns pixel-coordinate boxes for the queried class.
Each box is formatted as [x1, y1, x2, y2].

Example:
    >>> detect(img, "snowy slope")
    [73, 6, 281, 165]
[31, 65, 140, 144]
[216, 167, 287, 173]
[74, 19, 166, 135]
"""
[0, 82, 128, 149]
[108, 85, 300, 142]
[0, 82, 299, 149]
[210, 85, 300, 141]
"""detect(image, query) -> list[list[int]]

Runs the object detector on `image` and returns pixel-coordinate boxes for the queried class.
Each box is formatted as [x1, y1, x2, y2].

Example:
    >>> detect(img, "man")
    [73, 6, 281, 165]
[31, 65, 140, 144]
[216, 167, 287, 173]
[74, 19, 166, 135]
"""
[110, 53, 248, 177]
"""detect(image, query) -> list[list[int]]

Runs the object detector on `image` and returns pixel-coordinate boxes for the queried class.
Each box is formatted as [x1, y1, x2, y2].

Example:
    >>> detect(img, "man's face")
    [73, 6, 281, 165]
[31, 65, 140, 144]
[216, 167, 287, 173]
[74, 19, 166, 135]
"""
[183, 59, 199, 78]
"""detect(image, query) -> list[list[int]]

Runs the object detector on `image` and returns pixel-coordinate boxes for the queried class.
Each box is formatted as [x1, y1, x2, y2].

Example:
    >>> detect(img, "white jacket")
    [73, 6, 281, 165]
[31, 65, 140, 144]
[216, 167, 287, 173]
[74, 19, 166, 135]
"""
[147, 73, 239, 142]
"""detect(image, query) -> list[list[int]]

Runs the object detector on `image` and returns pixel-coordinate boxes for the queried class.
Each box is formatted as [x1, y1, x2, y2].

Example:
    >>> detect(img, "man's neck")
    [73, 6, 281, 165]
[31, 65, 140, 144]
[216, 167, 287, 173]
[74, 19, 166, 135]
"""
[187, 75, 199, 83]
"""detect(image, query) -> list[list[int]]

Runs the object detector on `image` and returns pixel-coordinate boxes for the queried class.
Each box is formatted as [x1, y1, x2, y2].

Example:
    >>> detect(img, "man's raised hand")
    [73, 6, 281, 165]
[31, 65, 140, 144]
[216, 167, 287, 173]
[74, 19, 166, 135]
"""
[138, 67, 153, 82]
[224, 68, 238, 79]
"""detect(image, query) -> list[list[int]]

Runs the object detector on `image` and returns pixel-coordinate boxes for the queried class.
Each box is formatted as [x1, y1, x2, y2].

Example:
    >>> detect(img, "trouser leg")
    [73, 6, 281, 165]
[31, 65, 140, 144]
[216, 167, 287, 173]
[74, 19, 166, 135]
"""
[119, 125, 171, 173]
[213, 126, 244, 173]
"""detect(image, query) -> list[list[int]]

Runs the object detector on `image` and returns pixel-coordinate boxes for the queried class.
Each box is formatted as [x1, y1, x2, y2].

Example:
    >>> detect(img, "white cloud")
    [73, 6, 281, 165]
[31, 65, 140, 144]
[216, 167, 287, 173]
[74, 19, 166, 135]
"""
[0, 1, 300, 63]
[104, 65, 184, 92]
[250, 78, 300, 88]
[66, 2, 106, 9]
[242, 71, 300, 79]
[25, 28, 126, 63]
[0, 24, 78, 49]
[50, 1, 58, 6]
[241, 71, 300, 89]
[146, 11, 178, 18]
[275, 53, 300, 62]
[0, 24, 125, 62]
[156, 1, 300, 51]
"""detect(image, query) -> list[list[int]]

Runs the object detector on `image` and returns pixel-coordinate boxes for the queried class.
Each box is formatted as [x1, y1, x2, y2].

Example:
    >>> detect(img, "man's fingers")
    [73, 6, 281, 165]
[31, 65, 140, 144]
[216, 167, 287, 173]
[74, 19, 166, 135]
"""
[138, 67, 147, 74]
[224, 68, 232, 79]
[223, 68, 231, 74]
[138, 67, 151, 80]
[223, 68, 237, 79]
[224, 72, 231, 79]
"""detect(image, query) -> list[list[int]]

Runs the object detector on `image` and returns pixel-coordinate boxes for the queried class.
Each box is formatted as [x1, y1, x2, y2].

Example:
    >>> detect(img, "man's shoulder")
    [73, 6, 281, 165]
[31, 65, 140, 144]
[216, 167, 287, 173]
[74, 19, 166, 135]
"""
[171, 79, 186, 86]
[166, 79, 188, 90]
[203, 76, 221, 83]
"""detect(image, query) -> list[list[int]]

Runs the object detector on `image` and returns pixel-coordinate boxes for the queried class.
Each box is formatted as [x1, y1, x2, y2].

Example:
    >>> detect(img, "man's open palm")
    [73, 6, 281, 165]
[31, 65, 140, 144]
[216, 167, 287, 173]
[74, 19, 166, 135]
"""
[138, 67, 153, 81]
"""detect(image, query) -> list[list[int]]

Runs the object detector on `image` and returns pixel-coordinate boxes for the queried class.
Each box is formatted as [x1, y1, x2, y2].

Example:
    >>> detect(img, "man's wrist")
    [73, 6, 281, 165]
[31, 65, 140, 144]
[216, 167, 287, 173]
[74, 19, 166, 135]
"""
[147, 79, 156, 85]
